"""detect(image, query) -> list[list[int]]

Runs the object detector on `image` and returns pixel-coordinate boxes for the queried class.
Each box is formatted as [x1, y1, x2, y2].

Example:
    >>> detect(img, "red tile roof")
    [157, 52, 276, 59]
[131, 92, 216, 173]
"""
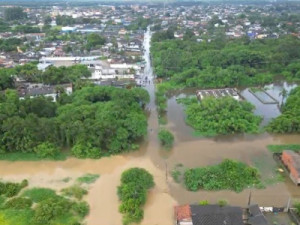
[175, 204, 192, 221]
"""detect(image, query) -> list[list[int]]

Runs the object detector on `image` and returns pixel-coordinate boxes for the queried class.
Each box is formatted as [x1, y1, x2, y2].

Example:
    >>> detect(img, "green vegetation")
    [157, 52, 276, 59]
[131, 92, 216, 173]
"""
[76, 174, 100, 184]
[0, 179, 91, 225]
[86, 33, 106, 51]
[0, 63, 91, 87]
[4, 7, 27, 21]
[61, 185, 87, 200]
[218, 200, 228, 207]
[179, 97, 261, 136]
[0, 86, 149, 160]
[267, 144, 300, 153]
[0, 180, 28, 198]
[34, 142, 60, 159]
[199, 200, 209, 205]
[158, 129, 174, 149]
[0, 152, 67, 161]
[22, 188, 57, 203]
[151, 35, 300, 87]
[118, 168, 154, 225]
[0, 38, 24, 52]
[267, 87, 300, 133]
[171, 163, 184, 183]
[294, 202, 300, 216]
[127, 17, 150, 31]
[184, 159, 261, 192]
[3, 197, 32, 210]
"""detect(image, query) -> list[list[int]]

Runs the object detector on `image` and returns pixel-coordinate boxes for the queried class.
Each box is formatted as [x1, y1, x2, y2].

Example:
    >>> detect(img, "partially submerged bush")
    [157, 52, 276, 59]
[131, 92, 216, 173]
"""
[118, 168, 154, 225]
[158, 129, 174, 149]
[0, 179, 28, 197]
[34, 142, 60, 159]
[61, 185, 87, 200]
[184, 159, 261, 192]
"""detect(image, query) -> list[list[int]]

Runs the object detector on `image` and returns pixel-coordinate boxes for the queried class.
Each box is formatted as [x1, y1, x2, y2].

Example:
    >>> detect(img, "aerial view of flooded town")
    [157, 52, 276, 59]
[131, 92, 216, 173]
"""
[0, 0, 299, 224]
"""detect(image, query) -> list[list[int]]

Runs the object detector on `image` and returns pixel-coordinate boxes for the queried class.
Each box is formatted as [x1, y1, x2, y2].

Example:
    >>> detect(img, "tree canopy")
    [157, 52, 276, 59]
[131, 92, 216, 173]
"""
[151, 35, 300, 88]
[118, 168, 154, 225]
[179, 97, 261, 135]
[267, 87, 300, 133]
[4, 7, 27, 21]
[0, 86, 149, 159]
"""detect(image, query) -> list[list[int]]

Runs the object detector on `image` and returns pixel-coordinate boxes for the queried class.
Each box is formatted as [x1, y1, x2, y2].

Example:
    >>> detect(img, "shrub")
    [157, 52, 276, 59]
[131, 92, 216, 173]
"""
[4, 197, 32, 209]
[71, 143, 101, 159]
[76, 174, 100, 184]
[72, 201, 90, 218]
[61, 185, 87, 200]
[118, 168, 154, 225]
[199, 200, 209, 205]
[0, 180, 28, 198]
[184, 159, 261, 192]
[158, 129, 174, 148]
[32, 197, 71, 224]
[22, 188, 57, 203]
[218, 200, 228, 207]
[120, 168, 154, 189]
[34, 142, 60, 159]
[171, 170, 181, 183]
[0, 196, 6, 207]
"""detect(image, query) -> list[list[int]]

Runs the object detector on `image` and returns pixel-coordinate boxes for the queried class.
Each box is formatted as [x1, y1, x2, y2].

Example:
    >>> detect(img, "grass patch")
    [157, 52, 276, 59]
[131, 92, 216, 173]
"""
[0, 209, 34, 225]
[22, 188, 57, 203]
[0, 152, 68, 161]
[267, 144, 300, 153]
[76, 174, 100, 184]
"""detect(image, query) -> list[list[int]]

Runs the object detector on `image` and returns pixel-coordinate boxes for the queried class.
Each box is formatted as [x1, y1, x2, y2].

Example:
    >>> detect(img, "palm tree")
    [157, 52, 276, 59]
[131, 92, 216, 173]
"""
[279, 88, 288, 109]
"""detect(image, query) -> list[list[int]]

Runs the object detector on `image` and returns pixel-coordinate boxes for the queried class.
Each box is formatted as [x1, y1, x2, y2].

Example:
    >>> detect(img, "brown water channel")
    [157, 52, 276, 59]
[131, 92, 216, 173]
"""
[0, 28, 300, 225]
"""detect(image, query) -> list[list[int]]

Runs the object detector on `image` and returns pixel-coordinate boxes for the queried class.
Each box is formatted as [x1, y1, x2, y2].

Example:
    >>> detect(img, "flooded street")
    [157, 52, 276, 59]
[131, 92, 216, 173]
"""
[0, 27, 300, 225]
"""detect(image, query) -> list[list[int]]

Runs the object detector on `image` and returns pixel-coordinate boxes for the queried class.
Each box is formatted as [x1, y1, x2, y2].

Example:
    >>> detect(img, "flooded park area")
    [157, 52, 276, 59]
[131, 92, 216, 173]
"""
[0, 29, 299, 225]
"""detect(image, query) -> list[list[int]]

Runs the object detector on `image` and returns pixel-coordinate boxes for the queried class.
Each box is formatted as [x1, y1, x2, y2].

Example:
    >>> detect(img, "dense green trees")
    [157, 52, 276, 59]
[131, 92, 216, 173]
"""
[151, 35, 300, 88]
[42, 64, 91, 84]
[0, 64, 91, 86]
[55, 15, 75, 26]
[0, 69, 15, 91]
[118, 168, 154, 225]
[180, 97, 261, 135]
[267, 87, 300, 133]
[4, 7, 27, 21]
[127, 17, 150, 31]
[13, 25, 41, 34]
[0, 38, 23, 52]
[184, 159, 261, 192]
[0, 86, 149, 159]
[86, 33, 106, 51]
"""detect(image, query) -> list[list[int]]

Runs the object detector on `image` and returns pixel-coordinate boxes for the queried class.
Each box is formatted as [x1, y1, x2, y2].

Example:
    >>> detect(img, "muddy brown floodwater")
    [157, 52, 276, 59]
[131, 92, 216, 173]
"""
[0, 27, 300, 225]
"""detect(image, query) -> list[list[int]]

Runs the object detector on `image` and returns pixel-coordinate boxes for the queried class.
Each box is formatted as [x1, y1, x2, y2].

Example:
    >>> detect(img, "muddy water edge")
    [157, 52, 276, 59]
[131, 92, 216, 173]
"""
[0, 27, 299, 225]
